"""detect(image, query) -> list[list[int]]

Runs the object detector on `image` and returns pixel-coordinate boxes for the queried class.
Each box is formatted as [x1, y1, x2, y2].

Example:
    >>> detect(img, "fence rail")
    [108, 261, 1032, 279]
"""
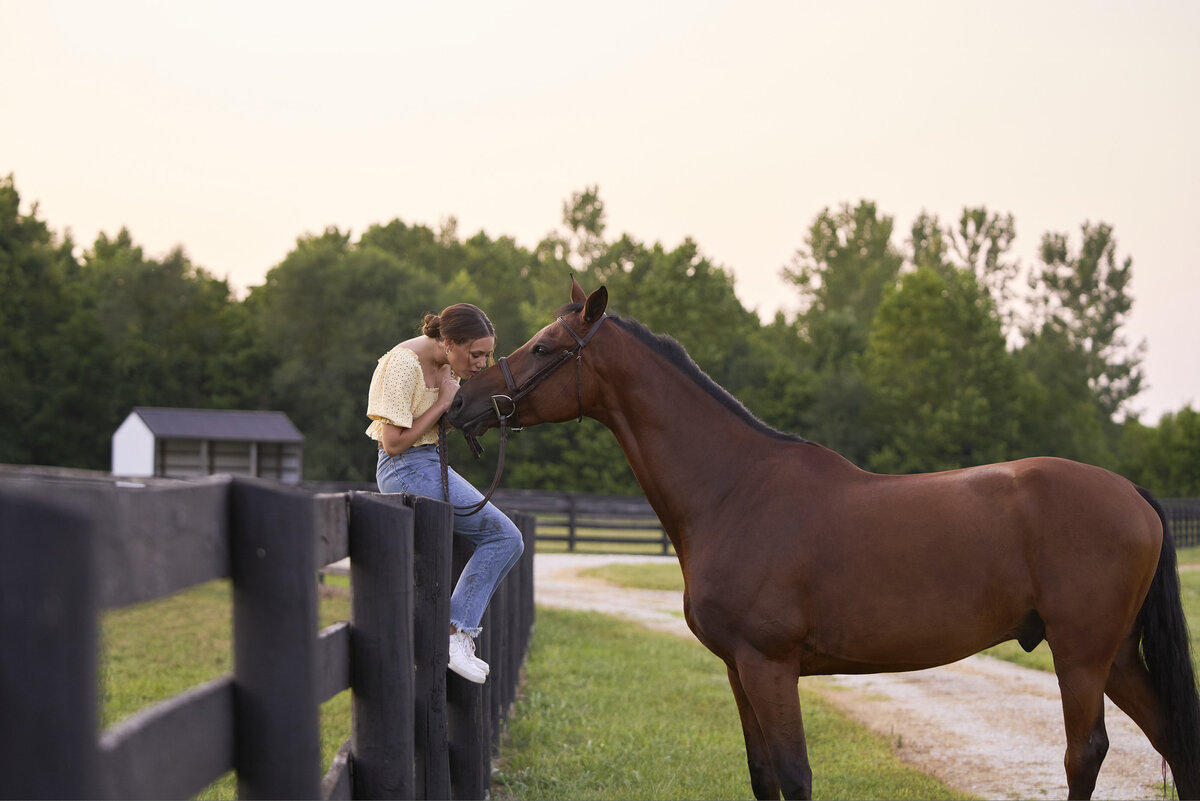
[0, 473, 534, 800]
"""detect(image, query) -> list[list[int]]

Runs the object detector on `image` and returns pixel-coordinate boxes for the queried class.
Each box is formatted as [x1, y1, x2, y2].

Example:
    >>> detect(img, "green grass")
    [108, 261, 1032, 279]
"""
[494, 608, 968, 800]
[1177, 545, 1200, 567]
[580, 561, 685, 592]
[100, 577, 352, 799]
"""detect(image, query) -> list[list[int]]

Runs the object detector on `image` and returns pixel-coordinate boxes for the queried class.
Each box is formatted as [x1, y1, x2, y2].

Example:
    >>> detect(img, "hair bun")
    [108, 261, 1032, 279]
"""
[421, 313, 441, 338]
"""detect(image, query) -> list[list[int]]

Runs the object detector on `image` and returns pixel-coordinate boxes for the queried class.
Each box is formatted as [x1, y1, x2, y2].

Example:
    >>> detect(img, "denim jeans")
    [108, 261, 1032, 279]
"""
[376, 444, 525, 635]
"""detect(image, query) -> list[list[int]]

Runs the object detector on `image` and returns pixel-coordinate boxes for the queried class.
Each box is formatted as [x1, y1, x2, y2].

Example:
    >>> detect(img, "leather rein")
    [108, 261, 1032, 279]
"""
[439, 312, 608, 516]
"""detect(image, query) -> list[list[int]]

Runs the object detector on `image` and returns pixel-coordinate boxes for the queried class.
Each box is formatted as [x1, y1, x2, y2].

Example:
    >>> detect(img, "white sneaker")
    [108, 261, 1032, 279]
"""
[453, 629, 490, 675]
[449, 631, 488, 684]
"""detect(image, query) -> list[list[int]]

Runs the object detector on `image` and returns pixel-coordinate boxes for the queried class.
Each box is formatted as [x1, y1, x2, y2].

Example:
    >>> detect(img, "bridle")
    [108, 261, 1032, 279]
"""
[440, 312, 608, 516]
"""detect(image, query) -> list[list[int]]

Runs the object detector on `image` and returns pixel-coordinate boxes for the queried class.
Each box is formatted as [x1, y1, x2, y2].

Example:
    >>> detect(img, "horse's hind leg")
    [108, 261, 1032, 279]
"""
[1104, 636, 1194, 795]
[1053, 656, 1112, 799]
[727, 665, 781, 800]
[730, 655, 812, 800]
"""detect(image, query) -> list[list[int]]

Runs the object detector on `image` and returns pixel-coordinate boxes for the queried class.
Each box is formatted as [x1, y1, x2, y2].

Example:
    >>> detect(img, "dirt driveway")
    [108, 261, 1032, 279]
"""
[533, 553, 1169, 800]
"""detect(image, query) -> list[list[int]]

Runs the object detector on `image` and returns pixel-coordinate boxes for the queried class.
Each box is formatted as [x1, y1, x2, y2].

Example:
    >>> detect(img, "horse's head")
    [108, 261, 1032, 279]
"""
[448, 277, 609, 445]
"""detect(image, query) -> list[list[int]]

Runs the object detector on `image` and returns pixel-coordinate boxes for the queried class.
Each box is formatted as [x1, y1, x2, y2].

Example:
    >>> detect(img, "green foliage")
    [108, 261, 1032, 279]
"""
[780, 201, 905, 465]
[1119, 407, 1200, 496]
[862, 266, 1020, 473]
[0, 175, 80, 464]
[1027, 222, 1144, 419]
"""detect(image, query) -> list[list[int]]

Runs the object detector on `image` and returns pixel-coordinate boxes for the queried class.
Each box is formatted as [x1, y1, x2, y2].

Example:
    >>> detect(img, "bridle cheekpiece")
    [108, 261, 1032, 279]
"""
[489, 312, 608, 430]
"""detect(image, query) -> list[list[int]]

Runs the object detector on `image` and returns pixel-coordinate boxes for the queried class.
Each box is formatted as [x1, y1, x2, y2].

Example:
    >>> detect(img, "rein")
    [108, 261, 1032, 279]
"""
[438, 312, 607, 516]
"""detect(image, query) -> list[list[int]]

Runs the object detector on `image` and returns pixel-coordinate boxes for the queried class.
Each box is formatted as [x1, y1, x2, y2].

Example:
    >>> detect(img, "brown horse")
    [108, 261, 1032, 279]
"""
[447, 278, 1200, 800]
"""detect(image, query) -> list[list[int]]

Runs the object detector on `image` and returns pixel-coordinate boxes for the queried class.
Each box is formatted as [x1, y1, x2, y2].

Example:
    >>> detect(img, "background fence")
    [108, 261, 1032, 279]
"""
[0, 472, 534, 800]
[492, 489, 670, 554]
[307, 484, 1198, 556]
[299, 482, 671, 555]
[1165, 498, 1200, 548]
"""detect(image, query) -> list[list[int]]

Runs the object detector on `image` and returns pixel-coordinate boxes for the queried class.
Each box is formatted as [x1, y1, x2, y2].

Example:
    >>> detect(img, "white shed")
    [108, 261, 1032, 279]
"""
[112, 407, 305, 484]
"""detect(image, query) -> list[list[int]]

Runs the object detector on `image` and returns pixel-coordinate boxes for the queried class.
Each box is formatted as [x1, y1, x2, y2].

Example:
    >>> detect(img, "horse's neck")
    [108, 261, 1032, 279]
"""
[591, 339, 773, 540]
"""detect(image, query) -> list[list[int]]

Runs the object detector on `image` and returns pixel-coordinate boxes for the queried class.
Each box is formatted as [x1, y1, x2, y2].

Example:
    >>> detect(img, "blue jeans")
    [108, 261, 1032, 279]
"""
[376, 445, 525, 635]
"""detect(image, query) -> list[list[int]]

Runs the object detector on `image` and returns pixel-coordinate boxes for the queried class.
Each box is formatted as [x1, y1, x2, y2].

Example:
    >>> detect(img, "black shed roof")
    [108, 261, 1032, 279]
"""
[131, 407, 304, 443]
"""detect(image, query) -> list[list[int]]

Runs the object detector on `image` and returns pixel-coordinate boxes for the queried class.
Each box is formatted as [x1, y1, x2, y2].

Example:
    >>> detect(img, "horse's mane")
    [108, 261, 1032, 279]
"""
[556, 303, 808, 444]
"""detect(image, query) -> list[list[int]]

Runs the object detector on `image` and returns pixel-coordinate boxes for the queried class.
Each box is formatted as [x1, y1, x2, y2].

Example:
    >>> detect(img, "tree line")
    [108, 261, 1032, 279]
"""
[2, 176, 1197, 497]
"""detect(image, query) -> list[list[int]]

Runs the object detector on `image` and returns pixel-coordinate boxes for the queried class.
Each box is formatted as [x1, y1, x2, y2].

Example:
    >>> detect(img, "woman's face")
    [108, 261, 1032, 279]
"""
[447, 335, 495, 379]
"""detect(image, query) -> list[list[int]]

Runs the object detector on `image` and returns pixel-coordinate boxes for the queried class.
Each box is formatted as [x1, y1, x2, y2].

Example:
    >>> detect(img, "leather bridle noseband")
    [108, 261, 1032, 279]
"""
[440, 312, 608, 516]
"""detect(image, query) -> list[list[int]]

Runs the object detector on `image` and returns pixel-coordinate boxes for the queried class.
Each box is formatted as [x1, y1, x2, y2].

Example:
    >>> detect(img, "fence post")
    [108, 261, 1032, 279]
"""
[229, 477, 320, 800]
[0, 488, 98, 800]
[567, 492, 578, 552]
[447, 536, 487, 800]
[408, 494, 453, 800]
[349, 492, 415, 799]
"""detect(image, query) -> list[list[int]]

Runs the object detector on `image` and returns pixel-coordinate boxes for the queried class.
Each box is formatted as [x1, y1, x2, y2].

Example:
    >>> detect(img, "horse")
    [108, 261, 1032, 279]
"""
[447, 277, 1200, 800]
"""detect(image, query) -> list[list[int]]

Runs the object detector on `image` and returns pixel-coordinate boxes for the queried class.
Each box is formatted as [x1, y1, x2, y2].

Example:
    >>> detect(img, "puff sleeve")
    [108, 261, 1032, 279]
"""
[364, 347, 424, 440]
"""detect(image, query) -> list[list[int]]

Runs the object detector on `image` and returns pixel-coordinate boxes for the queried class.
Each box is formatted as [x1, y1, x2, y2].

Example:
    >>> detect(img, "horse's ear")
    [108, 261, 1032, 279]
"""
[583, 286, 608, 323]
[570, 274, 586, 305]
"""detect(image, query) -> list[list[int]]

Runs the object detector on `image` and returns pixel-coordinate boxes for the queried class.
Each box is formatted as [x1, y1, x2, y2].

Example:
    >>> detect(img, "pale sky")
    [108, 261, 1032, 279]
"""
[3, 1, 1197, 422]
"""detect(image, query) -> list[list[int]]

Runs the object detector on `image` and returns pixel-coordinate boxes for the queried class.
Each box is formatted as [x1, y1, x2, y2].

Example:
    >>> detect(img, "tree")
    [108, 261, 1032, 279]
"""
[782, 201, 904, 464]
[862, 266, 1021, 473]
[60, 230, 248, 468]
[249, 226, 443, 481]
[0, 175, 80, 465]
[1025, 222, 1144, 420]
[1119, 407, 1200, 497]
[949, 208, 1020, 334]
[911, 207, 1021, 337]
[784, 201, 904, 363]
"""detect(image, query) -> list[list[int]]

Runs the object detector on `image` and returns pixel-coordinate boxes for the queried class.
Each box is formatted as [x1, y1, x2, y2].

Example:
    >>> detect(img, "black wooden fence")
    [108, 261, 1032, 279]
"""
[1165, 498, 1200, 548]
[0, 473, 534, 800]
[491, 489, 669, 554]
[302, 484, 672, 555]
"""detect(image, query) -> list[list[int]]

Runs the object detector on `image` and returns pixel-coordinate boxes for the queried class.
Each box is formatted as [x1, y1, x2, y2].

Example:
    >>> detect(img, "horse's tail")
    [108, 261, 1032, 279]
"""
[1136, 486, 1200, 794]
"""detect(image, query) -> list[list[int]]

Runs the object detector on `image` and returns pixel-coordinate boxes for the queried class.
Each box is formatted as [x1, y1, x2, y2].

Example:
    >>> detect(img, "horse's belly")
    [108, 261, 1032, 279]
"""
[797, 552, 1034, 672]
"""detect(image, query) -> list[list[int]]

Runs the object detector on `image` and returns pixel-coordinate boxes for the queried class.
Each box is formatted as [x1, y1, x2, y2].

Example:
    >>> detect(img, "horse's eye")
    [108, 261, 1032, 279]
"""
[532, 344, 550, 356]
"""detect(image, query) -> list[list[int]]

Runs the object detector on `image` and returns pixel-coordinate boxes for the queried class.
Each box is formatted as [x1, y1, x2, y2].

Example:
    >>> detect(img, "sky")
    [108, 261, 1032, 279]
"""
[2, 1, 1197, 422]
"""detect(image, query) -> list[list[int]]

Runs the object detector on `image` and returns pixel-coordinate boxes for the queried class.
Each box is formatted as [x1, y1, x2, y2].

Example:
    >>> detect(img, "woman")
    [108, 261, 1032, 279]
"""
[366, 303, 525, 684]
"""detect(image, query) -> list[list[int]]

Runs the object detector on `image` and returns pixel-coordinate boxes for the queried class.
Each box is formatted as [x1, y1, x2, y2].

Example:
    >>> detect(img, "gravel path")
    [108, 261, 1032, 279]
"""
[534, 552, 1169, 800]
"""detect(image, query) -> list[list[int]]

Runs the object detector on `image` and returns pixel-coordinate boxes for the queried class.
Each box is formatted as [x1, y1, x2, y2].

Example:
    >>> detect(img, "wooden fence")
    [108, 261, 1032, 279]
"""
[0, 473, 534, 800]
[301, 484, 671, 555]
[491, 489, 670, 554]
[1165, 498, 1200, 548]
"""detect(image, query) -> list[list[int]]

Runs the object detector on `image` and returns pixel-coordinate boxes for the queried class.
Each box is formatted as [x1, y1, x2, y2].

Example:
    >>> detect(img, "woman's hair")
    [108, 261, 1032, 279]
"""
[422, 303, 495, 344]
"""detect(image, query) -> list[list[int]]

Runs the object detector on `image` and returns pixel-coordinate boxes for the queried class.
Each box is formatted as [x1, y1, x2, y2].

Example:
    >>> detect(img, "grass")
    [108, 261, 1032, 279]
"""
[494, 607, 968, 800]
[99, 575, 352, 799]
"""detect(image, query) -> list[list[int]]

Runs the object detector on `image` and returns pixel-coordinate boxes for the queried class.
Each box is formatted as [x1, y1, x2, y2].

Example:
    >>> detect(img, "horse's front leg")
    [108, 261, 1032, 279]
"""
[727, 664, 780, 799]
[730, 654, 812, 800]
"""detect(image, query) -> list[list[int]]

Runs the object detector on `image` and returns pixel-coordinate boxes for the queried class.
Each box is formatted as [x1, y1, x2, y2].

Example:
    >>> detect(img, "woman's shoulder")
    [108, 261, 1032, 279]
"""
[380, 339, 424, 364]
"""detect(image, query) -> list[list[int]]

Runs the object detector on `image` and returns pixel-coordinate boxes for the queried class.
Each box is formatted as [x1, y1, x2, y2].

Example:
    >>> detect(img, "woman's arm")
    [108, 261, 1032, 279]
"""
[380, 372, 460, 456]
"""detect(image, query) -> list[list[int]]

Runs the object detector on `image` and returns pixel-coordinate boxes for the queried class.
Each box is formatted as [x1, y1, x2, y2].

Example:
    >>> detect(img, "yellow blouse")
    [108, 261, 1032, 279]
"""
[365, 346, 443, 448]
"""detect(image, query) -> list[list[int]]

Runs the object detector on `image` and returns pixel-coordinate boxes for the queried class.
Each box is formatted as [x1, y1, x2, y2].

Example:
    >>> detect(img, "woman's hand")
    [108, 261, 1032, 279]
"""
[439, 374, 460, 408]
